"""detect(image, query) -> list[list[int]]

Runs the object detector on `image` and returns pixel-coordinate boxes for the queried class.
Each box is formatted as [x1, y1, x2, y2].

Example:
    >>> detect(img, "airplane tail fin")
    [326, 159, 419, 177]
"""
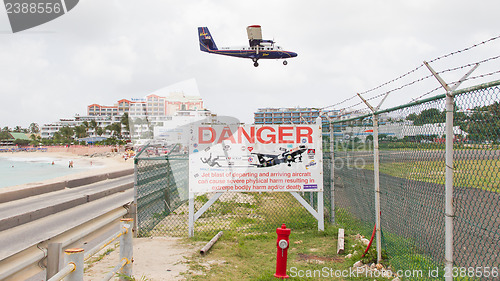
[198, 27, 218, 52]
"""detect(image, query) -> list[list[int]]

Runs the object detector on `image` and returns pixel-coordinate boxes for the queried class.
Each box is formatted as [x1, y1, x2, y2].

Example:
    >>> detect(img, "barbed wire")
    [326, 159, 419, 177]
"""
[409, 86, 443, 102]
[321, 34, 500, 111]
[410, 60, 500, 102]
[426, 34, 500, 64]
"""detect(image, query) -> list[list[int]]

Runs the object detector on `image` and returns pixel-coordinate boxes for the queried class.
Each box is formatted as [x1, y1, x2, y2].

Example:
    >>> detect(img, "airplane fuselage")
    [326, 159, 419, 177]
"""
[209, 45, 297, 61]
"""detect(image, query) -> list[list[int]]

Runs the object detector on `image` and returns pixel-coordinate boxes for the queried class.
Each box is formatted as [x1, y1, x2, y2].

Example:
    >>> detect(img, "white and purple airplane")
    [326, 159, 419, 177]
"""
[198, 25, 298, 67]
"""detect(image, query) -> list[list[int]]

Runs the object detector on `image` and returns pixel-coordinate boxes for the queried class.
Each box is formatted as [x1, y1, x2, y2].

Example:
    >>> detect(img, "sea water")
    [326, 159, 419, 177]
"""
[0, 156, 89, 188]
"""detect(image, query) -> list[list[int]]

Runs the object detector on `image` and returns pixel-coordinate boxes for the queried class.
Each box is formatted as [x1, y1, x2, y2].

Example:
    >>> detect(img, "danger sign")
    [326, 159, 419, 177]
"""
[189, 124, 323, 193]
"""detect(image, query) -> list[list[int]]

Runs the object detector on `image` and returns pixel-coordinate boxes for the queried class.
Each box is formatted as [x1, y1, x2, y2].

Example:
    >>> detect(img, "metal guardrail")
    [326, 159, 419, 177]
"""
[47, 218, 134, 281]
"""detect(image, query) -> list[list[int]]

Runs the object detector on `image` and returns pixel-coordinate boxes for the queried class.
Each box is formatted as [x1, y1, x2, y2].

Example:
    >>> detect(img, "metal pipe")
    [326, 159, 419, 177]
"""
[133, 155, 139, 237]
[102, 258, 128, 281]
[61, 248, 83, 281]
[444, 93, 454, 281]
[189, 192, 195, 237]
[200, 231, 224, 255]
[362, 225, 377, 258]
[84, 228, 125, 261]
[46, 263, 75, 281]
[373, 114, 382, 264]
[316, 116, 325, 232]
[119, 218, 133, 280]
[330, 122, 335, 224]
[317, 191, 324, 231]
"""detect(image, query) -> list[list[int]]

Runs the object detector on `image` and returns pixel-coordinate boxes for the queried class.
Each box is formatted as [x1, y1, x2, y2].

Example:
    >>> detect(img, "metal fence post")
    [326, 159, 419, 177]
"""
[356, 93, 388, 264]
[132, 158, 139, 238]
[330, 121, 335, 224]
[372, 114, 382, 264]
[423, 61, 478, 281]
[46, 242, 62, 280]
[65, 248, 84, 281]
[189, 192, 194, 237]
[120, 218, 133, 280]
[444, 92, 454, 281]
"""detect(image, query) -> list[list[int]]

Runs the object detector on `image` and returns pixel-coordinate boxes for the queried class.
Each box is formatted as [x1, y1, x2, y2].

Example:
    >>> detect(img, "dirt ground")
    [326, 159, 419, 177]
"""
[84, 237, 204, 281]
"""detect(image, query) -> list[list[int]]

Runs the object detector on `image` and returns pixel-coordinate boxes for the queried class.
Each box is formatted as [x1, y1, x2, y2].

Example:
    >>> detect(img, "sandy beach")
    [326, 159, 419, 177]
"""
[0, 151, 134, 193]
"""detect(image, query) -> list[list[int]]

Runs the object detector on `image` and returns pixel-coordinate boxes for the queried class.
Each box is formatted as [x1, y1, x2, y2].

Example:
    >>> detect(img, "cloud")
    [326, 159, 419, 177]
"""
[72, 36, 137, 84]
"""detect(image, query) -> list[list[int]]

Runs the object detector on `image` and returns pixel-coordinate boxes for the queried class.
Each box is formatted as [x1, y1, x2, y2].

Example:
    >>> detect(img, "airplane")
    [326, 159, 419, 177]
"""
[198, 25, 298, 67]
[251, 145, 307, 167]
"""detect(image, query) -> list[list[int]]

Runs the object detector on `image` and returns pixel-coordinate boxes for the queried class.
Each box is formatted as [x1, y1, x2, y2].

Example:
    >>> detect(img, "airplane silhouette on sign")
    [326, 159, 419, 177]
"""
[251, 145, 307, 168]
[198, 25, 298, 67]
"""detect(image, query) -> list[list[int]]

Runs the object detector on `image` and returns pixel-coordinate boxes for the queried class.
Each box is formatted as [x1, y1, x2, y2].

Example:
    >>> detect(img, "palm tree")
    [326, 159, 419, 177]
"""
[96, 127, 104, 137]
[105, 122, 122, 138]
[112, 122, 122, 138]
[13, 126, 22, 132]
[90, 120, 98, 136]
[53, 132, 62, 144]
[29, 134, 40, 146]
[0, 130, 10, 140]
[59, 126, 74, 141]
[29, 123, 40, 134]
[120, 113, 130, 139]
[74, 125, 88, 139]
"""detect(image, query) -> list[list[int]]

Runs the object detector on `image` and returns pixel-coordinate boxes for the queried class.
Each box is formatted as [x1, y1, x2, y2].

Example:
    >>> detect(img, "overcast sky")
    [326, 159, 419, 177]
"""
[1, 0, 500, 128]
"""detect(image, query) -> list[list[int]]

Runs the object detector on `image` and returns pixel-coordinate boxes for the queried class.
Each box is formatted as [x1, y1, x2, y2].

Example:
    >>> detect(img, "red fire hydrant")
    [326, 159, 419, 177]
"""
[274, 223, 291, 279]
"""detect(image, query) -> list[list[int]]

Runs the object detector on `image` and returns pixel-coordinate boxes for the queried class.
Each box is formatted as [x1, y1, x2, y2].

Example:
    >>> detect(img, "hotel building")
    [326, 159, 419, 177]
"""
[254, 107, 342, 125]
[41, 92, 206, 139]
[87, 92, 203, 121]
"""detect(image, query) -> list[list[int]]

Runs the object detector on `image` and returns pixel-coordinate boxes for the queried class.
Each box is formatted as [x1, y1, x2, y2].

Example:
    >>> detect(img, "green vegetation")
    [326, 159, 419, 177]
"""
[184, 225, 391, 281]
[84, 244, 117, 271]
[0, 121, 129, 146]
[365, 159, 500, 192]
[116, 274, 152, 281]
[335, 209, 461, 280]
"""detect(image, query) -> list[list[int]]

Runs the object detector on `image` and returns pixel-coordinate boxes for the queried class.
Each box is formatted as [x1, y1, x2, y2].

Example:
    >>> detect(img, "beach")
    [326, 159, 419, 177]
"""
[0, 150, 134, 192]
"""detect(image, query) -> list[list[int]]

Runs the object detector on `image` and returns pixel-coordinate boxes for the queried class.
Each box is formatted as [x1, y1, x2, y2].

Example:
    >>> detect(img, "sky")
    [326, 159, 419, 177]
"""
[1, 0, 500, 128]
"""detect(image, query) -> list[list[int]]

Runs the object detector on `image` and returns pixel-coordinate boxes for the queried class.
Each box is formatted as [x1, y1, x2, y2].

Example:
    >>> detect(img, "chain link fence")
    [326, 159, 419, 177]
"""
[135, 147, 333, 239]
[333, 80, 500, 279]
[134, 80, 499, 279]
[135, 153, 188, 237]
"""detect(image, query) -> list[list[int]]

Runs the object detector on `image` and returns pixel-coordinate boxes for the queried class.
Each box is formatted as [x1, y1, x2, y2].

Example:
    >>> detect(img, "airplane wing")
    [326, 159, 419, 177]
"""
[247, 25, 262, 47]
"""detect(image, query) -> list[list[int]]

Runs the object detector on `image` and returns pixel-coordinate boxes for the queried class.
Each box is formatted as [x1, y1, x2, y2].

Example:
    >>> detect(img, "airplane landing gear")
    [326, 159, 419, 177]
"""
[283, 60, 288, 65]
[252, 58, 259, 67]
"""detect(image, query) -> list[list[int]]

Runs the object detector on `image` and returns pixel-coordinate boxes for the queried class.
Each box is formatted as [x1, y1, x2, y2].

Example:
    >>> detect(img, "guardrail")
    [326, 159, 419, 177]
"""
[47, 218, 134, 281]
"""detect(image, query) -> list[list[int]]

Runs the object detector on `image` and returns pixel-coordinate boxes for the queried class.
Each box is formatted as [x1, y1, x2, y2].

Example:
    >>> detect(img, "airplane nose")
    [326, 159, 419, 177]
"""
[289, 52, 298, 57]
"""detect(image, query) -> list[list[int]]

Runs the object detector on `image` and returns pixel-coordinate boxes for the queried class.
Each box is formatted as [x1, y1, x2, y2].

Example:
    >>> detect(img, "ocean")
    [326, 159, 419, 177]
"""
[0, 156, 90, 188]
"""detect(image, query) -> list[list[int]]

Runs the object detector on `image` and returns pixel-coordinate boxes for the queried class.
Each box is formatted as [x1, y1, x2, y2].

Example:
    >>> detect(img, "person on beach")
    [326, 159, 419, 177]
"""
[69, 160, 74, 168]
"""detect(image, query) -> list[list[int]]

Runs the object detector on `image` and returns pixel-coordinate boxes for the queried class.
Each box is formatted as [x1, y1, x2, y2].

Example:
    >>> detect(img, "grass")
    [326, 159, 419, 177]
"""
[147, 192, 475, 280]
[335, 209, 483, 280]
[177, 192, 400, 280]
[364, 159, 500, 192]
[84, 243, 117, 271]
[115, 274, 152, 281]
[183, 225, 393, 281]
